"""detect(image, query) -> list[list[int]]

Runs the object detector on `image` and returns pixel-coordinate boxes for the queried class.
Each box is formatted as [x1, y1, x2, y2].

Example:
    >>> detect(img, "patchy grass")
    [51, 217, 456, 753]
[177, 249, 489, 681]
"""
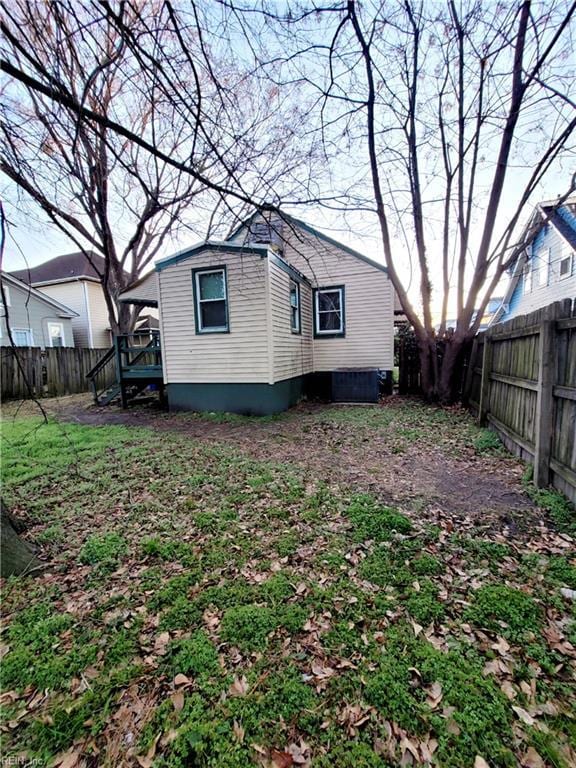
[523, 468, 576, 536]
[1, 407, 574, 768]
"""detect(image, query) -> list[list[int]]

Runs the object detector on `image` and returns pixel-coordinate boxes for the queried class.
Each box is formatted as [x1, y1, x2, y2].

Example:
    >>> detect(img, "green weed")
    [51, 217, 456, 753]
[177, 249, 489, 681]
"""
[465, 584, 542, 641]
[79, 532, 127, 565]
[347, 494, 412, 541]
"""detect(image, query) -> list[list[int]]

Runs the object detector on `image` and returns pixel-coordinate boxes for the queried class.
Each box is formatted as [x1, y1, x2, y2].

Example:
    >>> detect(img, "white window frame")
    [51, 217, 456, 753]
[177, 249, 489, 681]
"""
[559, 252, 573, 280]
[314, 286, 345, 336]
[194, 267, 229, 333]
[47, 321, 65, 347]
[12, 328, 34, 347]
[523, 259, 532, 294]
[534, 247, 550, 288]
[290, 280, 300, 333]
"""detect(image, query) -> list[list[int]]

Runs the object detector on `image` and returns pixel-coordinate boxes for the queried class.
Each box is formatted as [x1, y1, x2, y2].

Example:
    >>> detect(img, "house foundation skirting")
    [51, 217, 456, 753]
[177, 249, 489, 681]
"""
[167, 376, 305, 416]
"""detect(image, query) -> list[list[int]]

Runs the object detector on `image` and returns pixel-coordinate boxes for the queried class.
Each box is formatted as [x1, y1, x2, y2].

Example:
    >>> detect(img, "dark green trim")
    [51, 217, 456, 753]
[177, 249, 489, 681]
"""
[290, 279, 301, 335]
[227, 211, 388, 274]
[191, 265, 230, 335]
[167, 376, 305, 416]
[313, 285, 346, 338]
[268, 250, 310, 285]
[156, 242, 268, 272]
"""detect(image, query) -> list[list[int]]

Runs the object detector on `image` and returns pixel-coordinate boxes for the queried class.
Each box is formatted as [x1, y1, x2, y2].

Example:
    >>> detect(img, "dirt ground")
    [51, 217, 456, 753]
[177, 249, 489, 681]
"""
[7, 392, 536, 533]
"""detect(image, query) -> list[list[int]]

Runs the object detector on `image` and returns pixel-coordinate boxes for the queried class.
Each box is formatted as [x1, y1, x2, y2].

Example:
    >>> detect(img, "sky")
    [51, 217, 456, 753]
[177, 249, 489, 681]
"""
[2, 0, 574, 322]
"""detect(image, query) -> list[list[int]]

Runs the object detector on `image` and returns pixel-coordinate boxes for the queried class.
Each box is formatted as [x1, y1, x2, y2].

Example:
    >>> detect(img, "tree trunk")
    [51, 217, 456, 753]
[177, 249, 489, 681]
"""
[1, 500, 41, 577]
[418, 334, 471, 404]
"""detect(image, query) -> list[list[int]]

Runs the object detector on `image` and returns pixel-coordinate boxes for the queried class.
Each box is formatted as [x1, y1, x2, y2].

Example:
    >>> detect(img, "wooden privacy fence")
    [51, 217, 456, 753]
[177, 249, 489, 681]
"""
[1, 346, 116, 401]
[464, 299, 576, 502]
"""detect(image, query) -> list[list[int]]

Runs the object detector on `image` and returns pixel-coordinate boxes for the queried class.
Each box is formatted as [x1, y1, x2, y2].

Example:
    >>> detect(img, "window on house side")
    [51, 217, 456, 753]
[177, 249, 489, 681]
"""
[290, 280, 300, 333]
[534, 247, 549, 287]
[523, 260, 532, 294]
[12, 328, 33, 346]
[194, 268, 229, 333]
[559, 253, 573, 279]
[48, 322, 64, 347]
[315, 287, 344, 336]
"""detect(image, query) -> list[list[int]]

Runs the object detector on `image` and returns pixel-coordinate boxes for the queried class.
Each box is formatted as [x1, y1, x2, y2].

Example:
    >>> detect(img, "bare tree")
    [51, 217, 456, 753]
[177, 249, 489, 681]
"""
[1, 1, 322, 334]
[3, 1, 573, 401]
[223, 0, 576, 400]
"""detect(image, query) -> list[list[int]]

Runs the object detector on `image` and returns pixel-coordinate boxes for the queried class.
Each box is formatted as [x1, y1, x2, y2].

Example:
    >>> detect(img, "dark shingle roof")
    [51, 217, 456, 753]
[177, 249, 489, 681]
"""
[10, 251, 105, 285]
[542, 206, 576, 250]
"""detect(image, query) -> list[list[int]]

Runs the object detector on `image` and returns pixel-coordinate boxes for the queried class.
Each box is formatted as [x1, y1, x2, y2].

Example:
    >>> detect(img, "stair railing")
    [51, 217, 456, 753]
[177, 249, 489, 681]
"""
[86, 346, 117, 404]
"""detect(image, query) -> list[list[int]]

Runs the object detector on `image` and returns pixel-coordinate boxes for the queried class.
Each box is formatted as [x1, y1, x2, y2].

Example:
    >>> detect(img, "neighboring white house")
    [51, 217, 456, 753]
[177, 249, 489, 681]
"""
[119, 212, 395, 414]
[0, 272, 77, 348]
[492, 198, 576, 324]
[11, 251, 113, 348]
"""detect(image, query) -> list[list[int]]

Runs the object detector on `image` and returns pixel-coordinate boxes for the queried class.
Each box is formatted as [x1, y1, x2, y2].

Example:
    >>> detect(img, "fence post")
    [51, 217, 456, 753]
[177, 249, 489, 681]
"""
[533, 306, 556, 488]
[478, 333, 493, 426]
[462, 335, 479, 405]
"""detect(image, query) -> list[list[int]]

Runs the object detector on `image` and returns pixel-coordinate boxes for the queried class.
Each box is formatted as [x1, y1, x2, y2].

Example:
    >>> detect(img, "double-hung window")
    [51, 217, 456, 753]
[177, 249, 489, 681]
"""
[193, 267, 229, 333]
[48, 322, 65, 347]
[523, 260, 532, 294]
[314, 286, 345, 337]
[559, 252, 573, 279]
[290, 280, 300, 333]
[12, 328, 33, 346]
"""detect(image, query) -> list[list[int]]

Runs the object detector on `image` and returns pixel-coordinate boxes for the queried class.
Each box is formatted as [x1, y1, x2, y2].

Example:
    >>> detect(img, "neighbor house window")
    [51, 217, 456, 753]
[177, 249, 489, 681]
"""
[534, 247, 549, 288]
[559, 252, 573, 279]
[523, 260, 532, 294]
[12, 328, 33, 346]
[290, 280, 300, 333]
[48, 322, 64, 347]
[193, 267, 229, 333]
[314, 286, 345, 336]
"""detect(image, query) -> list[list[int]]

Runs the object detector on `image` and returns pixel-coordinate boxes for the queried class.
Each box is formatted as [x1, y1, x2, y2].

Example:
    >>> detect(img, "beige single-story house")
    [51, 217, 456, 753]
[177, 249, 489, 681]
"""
[0, 272, 77, 348]
[119, 212, 394, 414]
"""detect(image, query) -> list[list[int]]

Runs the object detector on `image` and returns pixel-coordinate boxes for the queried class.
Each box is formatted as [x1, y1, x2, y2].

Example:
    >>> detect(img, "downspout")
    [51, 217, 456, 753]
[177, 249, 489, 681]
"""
[82, 280, 94, 348]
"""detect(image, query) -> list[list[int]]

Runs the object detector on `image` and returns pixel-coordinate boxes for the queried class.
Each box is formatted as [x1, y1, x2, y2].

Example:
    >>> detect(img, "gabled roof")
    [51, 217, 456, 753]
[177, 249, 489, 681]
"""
[118, 270, 159, 307]
[226, 210, 389, 274]
[490, 197, 576, 326]
[155, 241, 270, 272]
[10, 251, 106, 285]
[1, 272, 78, 317]
[541, 205, 576, 250]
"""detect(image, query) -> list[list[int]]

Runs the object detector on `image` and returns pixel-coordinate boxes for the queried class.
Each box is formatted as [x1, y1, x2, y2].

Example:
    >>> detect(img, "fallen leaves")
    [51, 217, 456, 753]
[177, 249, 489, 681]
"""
[229, 675, 249, 697]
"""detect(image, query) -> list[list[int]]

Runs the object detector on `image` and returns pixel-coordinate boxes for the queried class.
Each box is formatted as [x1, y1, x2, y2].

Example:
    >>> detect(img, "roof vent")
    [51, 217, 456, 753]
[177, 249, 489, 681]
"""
[248, 217, 284, 253]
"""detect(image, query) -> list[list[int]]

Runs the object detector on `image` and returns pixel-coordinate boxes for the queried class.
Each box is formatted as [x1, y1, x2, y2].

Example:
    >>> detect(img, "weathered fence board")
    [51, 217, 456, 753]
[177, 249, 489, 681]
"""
[465, 299, 576, 502]
[1, 347, 116, 401]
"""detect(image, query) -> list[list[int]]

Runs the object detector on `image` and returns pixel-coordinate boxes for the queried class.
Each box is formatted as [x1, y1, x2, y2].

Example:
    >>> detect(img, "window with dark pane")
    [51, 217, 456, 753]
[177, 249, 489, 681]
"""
[194, 268, 228, 332]
[290, 280, 300, 333]
[316, 287, 343, 334]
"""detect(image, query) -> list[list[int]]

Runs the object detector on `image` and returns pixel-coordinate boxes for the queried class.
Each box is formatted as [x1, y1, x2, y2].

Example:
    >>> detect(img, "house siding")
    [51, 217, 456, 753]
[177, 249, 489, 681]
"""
[86, 281, 112, 348]
[37, 281, 91, 347]
[159, 248, 271, 384]
[502, 221, 576, 322]
[0, 281, 74, 347]
[268, 260, 314, 383]
[235, 220, 394, 371]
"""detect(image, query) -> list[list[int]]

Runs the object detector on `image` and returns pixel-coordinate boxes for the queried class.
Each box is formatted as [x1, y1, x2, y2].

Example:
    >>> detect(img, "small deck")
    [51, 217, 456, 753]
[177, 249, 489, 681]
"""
[87, 333, 164, 407]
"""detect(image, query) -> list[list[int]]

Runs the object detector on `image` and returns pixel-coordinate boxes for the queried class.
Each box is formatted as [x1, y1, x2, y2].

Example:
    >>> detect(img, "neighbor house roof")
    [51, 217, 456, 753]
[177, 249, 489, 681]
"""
[1, 272, 78, 317]
[10, 251, 106, 286]
[118, 270, 159, 307]
[226, 210, 389, 274]
[490, 196, 576, 326]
